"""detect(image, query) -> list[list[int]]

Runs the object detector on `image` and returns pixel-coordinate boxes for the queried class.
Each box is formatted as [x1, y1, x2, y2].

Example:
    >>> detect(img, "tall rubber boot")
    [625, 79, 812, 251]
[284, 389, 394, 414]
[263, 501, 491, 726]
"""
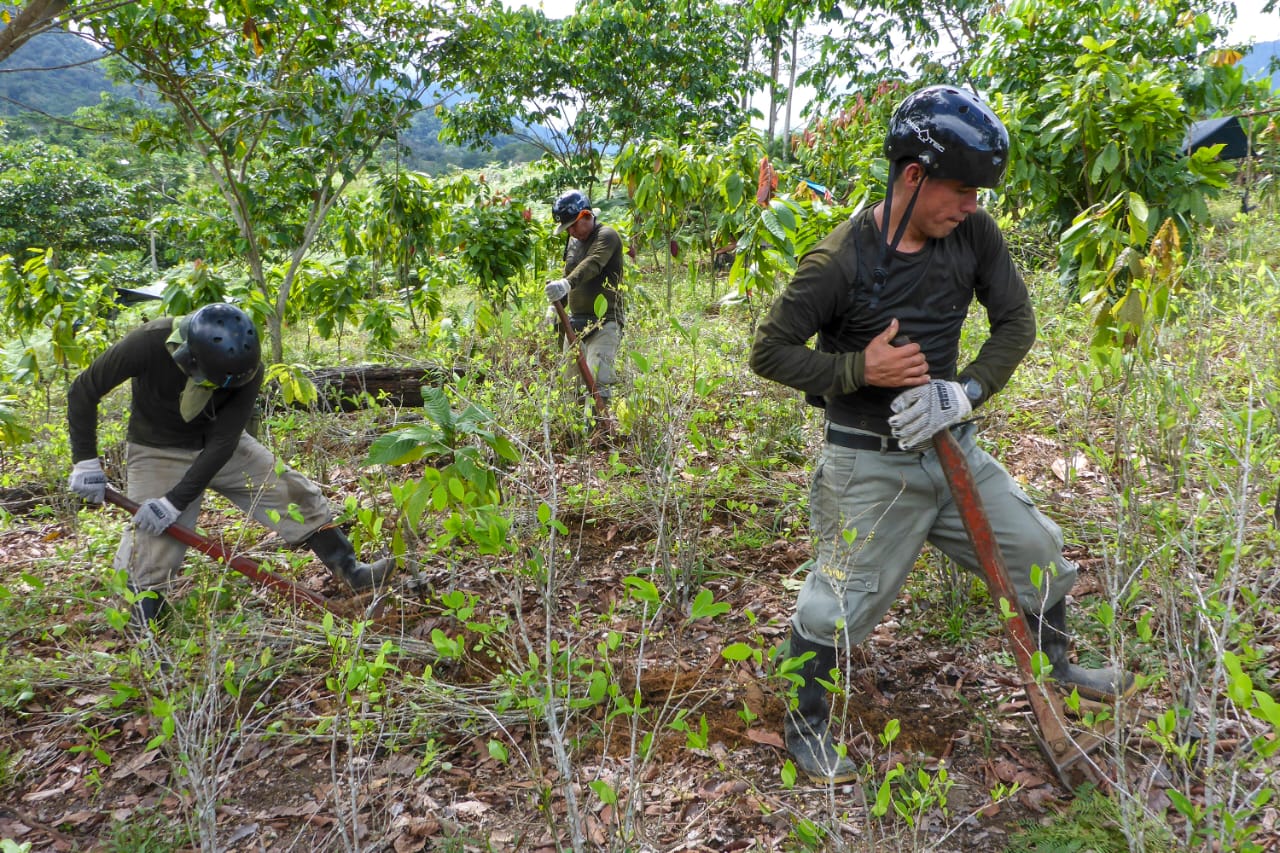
[128, 589, 168, 638]
[306, 525, 395, 592]
[782, 630, 858, 784]
[1029, 599, 1135, 701]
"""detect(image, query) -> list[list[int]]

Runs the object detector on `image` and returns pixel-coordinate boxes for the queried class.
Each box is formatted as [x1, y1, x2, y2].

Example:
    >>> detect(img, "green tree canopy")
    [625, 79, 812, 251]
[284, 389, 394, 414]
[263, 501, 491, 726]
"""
[83, 0, 486, 361]
[971, 0, 1264, 233]
[437, 0, 757, 189]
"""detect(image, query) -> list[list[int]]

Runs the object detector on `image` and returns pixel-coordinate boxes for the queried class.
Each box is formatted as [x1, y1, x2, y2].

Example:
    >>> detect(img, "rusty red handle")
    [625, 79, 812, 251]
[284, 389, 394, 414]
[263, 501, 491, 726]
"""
[932, 430, 1040, 669]
[931, 430, 1088, 759]
[104, 486, 335, 612]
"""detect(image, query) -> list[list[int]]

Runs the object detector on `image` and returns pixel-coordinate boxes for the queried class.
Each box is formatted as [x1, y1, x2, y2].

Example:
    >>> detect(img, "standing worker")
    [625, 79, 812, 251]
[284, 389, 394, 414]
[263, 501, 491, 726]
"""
[66, 302, 396, 632]
[750, 84, 1132, 783]
[544, 190, 624, 410]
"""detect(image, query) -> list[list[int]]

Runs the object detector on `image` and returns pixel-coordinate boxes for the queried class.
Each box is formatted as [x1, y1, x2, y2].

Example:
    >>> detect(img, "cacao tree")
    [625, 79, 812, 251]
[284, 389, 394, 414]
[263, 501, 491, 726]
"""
[617, 125, 764, 304]
[971, 0, 1259, 237]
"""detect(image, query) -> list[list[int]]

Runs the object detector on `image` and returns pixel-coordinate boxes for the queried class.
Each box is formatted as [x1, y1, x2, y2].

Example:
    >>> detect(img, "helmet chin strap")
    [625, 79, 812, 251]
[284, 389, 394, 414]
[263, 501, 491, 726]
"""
[872, 160, 927, 308]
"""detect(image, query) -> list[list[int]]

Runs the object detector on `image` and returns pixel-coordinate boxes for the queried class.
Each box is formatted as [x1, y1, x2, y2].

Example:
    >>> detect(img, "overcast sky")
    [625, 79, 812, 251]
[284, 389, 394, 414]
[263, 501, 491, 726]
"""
[1234, 1, 1280, 42]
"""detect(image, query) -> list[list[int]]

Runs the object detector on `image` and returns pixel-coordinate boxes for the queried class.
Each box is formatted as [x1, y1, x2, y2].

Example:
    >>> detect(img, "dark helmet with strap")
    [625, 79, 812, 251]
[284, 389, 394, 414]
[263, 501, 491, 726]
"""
[172, 303, 261, 388]
[552, 190, 591, 232]
[884, 85, 1009, 188]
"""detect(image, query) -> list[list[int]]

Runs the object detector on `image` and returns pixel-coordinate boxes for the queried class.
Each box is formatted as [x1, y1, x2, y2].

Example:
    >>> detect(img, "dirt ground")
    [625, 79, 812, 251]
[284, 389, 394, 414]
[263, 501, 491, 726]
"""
[0, 433, 1270, 852]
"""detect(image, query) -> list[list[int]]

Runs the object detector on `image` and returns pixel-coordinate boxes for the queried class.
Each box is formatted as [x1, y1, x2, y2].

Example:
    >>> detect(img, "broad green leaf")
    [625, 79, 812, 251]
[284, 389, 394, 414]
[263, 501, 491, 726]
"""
[688, 588, 731, 621]
[623, 575, 661, 605]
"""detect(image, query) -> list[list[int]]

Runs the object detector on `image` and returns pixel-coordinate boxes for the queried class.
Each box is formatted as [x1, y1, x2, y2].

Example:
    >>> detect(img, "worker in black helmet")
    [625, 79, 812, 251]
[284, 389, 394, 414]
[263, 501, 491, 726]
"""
[545, 190, 625, 408]
[750, 85, 1133, 783]
[66, 302, 396, 634]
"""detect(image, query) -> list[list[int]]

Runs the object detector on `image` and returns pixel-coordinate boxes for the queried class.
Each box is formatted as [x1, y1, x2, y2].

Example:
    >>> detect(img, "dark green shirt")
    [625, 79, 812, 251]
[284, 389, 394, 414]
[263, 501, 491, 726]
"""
[750, 206, 1035, 434]
[67, 317, 264, 510]
[563, 222, 624, 326]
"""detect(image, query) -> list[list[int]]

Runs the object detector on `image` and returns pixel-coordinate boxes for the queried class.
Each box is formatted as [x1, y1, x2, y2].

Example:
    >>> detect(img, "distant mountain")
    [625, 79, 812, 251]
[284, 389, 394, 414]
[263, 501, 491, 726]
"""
[0, 27, 134, 116]
[1240, 38, 1280, 90]
[0, 27, 538, 170]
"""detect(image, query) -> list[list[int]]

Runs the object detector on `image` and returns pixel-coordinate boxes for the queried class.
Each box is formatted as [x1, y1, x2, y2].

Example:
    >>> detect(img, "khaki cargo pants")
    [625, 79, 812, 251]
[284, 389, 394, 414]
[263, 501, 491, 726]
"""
[114, 434, 332, 593]
[563, 320, 622, 400]
[792, 422, 1077, 650]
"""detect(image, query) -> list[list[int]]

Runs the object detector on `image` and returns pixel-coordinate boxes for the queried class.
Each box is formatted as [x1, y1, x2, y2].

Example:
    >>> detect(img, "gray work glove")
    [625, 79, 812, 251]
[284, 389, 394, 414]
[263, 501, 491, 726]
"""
[69, 458, 107, 504]
[888, 380, 971, 450]
[134, 497, 180, 535]
[545, 278, 570, 302]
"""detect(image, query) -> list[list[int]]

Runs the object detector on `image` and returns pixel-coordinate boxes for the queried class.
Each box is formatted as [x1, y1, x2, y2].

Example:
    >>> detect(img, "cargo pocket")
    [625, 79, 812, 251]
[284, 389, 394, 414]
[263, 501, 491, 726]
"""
[815, 561, 881, 595]
[1004, 483, 1075, 606]
[797, 563, 882, 643]
[1010, 485, 1065, 550]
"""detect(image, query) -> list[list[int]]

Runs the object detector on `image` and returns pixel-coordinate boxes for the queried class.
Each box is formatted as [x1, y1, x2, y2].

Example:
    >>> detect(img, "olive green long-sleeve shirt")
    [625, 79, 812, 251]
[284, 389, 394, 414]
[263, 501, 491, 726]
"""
[750, 207, 1035, 434]
[563, 222, 624, 326]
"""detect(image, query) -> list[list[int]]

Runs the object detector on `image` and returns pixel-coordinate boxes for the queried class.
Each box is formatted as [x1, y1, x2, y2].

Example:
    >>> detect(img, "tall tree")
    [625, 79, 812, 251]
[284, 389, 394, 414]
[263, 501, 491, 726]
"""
[0, 0, 67, 63]
[745, 0, 826, 154]
[438, 0, 755, 188]
[0, 1, 137, 64]
[737, 0, 987, 154]
[81, 0, 481, 361]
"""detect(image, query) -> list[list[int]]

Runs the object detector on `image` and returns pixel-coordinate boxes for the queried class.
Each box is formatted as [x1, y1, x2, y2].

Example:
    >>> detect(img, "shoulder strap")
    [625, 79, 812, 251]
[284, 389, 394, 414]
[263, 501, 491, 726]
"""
[806, 216, 866, 408]
[817, 215, 867, 351]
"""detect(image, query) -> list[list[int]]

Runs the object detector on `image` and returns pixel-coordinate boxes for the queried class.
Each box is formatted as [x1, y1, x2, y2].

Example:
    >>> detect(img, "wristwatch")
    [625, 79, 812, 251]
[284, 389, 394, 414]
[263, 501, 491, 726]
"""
[961, 377, 983, 405]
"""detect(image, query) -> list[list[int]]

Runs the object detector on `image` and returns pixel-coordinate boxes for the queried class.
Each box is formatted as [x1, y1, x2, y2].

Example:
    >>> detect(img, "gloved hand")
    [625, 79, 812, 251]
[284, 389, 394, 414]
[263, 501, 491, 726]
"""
[544, 305, 561, 330]
[134, 497, 180, 535]
[68, 458, 107, 504]
[545, 278, 570, 302]
[888, 380, 971, 450]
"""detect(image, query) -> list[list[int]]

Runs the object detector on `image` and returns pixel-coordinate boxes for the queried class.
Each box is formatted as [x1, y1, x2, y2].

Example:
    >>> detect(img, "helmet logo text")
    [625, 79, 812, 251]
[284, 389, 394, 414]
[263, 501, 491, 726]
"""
[905, 117, 945, 153]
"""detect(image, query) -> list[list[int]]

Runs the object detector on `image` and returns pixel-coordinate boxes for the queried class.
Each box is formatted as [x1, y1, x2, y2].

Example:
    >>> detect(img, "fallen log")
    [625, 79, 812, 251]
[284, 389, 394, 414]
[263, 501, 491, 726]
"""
[0, 486, 44, 515]
[297, 364, 465, 411]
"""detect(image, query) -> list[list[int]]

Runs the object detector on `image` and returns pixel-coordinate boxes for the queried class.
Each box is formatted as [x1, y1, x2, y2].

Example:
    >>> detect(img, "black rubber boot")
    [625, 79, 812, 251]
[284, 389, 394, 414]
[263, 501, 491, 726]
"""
[1030, 599, 1135, 701]
[782, 630, 858, 784]
[128, 589, 168, 637]
[306, 525, 395, 592]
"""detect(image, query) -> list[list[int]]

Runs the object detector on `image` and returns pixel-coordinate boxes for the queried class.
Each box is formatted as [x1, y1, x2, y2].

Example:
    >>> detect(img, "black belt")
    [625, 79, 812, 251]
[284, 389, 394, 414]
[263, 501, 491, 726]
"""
[825, 426, 909, 453]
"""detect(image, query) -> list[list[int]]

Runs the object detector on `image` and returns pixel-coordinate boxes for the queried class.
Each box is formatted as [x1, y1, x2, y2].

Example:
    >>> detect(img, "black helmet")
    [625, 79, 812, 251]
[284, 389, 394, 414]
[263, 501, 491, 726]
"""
[172, 303, 261, 388]
[884, 85, 1009, 188]
[552, 190, 591, 233]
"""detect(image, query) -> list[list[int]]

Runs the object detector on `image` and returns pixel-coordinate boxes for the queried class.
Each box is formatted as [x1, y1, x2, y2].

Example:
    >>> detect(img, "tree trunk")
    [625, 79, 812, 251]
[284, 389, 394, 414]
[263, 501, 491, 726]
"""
[781, 23, 798, 163]
[767, 32, 781, 143]
[0, 0, 67, 64]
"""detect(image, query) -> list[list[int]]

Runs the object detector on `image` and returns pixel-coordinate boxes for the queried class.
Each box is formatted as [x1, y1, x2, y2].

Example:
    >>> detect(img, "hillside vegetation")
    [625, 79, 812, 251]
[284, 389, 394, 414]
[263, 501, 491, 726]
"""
[0, 27, 539, 174]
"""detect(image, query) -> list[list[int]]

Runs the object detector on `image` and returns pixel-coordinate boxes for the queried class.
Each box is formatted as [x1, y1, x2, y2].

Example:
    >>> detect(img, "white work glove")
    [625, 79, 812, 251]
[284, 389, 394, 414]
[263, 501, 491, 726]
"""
[68, 458, 108, 504]
[888, 380, 971, 450]
[544, 305, 560, 330]
[545, 278, 570, 302]
[134, 497, 180, 535]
